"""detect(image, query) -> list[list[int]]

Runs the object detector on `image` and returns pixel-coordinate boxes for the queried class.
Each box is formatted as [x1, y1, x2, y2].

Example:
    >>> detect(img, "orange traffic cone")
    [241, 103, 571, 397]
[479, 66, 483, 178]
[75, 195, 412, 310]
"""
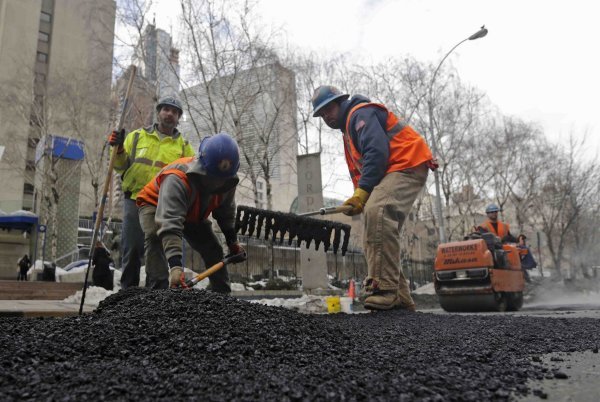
[347, 279, 356, 300]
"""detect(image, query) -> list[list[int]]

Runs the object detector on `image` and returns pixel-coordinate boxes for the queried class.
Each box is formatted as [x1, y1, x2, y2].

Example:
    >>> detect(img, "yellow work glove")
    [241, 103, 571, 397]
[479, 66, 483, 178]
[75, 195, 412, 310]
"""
[343, 188, 370, 216]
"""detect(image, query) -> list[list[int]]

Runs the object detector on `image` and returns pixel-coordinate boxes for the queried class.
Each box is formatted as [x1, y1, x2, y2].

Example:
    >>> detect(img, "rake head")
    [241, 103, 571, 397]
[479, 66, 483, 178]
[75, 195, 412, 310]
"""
[235, 206, 352, 256]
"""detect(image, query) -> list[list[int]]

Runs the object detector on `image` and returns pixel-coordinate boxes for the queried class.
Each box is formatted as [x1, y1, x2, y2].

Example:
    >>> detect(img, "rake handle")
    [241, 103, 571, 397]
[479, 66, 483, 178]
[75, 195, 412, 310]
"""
[298, 205, 353, 217]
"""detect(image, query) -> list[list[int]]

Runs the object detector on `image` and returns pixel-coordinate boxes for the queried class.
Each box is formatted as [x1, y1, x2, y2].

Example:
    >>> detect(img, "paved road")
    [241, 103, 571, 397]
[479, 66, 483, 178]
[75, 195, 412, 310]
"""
[423, 303, 600, 401]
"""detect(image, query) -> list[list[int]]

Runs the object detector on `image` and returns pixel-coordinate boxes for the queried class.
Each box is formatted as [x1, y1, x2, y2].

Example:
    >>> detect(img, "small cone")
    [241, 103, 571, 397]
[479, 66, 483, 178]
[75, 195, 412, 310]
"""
[348, 279, 356, 300]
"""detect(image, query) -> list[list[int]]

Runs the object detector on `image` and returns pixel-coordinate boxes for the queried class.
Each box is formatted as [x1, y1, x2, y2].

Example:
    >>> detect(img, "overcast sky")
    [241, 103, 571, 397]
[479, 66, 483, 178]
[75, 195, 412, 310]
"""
[145, 0, 599, 178]
[148, 0, 599, 155]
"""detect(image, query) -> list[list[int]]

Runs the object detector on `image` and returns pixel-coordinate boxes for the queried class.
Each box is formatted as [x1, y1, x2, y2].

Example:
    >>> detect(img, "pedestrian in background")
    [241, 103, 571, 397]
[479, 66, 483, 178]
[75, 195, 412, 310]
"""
[517, 234, 537, 283]
[92, 241, 114, 291]
[17, 254, 30, 281]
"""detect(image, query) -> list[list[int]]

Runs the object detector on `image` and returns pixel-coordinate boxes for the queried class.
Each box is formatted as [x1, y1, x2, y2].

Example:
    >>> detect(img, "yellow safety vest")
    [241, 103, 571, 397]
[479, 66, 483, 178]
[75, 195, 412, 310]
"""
[114, 125, 195, 200]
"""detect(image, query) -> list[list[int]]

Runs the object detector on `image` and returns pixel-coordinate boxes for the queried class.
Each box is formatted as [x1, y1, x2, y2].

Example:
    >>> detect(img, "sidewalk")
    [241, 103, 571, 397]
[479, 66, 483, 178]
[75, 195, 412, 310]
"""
[0, 300, 93, 317]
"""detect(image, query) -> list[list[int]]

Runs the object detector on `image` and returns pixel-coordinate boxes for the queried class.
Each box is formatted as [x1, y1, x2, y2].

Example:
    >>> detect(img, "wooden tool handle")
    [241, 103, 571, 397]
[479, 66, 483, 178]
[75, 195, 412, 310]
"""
[187, 261, 225, 287]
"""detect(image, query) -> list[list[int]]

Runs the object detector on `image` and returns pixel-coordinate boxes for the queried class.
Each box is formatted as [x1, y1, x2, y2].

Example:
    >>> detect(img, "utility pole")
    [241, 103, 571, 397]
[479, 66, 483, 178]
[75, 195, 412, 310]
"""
[428, 25, 488, 244]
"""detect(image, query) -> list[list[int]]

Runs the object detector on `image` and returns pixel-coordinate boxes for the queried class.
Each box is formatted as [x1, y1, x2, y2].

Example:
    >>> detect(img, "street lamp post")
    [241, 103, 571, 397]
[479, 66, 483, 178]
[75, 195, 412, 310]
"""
[428, 25, 488, 244]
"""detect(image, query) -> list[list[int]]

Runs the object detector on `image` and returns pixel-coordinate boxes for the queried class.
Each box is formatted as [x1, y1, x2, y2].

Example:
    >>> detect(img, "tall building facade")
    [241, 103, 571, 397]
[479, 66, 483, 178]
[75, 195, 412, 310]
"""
[180, 63, 298, 213]
[0, 0, 115, 262]
[134, 23, 180, 100]
[0, 0, 116, 218]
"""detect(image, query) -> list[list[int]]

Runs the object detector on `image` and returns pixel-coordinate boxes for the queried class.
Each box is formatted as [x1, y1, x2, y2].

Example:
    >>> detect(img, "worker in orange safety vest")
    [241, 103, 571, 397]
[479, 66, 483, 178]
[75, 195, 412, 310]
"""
[311, 85, 437, 311]
[477, 204, 517, 243]
[136, 133, 246, 291]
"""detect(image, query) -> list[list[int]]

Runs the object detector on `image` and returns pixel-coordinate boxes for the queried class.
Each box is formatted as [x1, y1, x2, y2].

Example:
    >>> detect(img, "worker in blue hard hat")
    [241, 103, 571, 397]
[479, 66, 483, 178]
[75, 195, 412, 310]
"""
[136, 133, 246, 291]
[311, 85, 437, 311]
[476, 203, 517, 243]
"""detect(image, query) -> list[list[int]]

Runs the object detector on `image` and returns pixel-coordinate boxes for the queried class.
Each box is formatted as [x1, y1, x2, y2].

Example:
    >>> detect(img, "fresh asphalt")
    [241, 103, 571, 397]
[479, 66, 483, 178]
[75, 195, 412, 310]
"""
[0, 288, 598, 401]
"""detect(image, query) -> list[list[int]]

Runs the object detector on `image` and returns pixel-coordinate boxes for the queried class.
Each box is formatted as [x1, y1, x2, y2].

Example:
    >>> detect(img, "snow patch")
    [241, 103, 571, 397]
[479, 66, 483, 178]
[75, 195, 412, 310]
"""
[63, 286, 115, 307]
[250, 295, 328, 313]
[413, 282, 436, 295]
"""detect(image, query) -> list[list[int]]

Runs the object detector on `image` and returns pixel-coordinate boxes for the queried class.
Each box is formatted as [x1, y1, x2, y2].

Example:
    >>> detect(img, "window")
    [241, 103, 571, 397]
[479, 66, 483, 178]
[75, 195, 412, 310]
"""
[37, 52, 48, 63]
[40, 12, 51, 22]
[257, 192, 263, 201]
[257, 182, 263, 190]
[38, 32, 49, 42]
[23, 183, 35, 195]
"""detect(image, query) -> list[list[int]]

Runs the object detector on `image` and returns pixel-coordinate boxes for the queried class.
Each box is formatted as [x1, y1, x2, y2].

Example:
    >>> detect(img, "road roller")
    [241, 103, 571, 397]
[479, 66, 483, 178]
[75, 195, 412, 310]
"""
[434, 232, 525, 312]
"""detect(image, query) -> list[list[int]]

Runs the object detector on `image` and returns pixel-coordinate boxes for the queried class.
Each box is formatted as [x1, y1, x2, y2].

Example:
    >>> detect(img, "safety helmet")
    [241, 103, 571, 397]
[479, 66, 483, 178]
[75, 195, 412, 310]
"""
[311, 85, 349, 117]
[198, 133, 240, 178]
[156, 96, 183, 116]
[485, 204, 500, 214]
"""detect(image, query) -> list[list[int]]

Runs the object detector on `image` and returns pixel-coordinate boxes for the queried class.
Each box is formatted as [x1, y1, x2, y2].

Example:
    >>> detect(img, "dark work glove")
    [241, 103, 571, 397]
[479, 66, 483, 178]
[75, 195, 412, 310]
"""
[227, 242, 247, 262]
[108, 129, 126, 148]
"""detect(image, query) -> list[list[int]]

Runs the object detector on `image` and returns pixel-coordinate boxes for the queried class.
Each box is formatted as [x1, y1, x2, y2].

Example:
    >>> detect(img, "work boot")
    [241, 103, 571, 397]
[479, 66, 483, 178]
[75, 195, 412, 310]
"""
[398, 301, 417, 312]
[397, 287, 417, 312]
[364, 290, 401, 310]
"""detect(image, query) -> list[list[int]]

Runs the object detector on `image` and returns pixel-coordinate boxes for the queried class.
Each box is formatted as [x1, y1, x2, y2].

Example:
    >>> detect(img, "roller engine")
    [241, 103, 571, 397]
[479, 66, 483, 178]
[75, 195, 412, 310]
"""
[434, 232, 525, 312]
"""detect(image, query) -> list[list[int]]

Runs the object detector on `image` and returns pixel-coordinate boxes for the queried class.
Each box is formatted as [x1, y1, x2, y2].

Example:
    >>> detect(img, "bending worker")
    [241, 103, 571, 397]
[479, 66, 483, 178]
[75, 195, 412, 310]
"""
[136, 133, 246, 291]
[517, 234, 537, 283]
[311, 86, 436, 311]
[109, 97, 194, 289]
[478, 204, 517, 243]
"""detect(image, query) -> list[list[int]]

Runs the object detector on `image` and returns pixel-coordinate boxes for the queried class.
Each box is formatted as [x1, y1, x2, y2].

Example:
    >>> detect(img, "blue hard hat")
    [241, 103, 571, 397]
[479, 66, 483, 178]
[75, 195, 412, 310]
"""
[485, 204, 500, 214]
[311, 85, 349, 117]
[198, 133, 240, 178]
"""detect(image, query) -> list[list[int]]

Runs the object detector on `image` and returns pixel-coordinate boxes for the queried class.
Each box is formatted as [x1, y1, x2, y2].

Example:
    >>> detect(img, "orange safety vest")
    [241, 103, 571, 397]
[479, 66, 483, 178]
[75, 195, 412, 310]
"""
[481, 220, 510, 238]
[137, 157, 223, 223]
[343, 103, 433, 189]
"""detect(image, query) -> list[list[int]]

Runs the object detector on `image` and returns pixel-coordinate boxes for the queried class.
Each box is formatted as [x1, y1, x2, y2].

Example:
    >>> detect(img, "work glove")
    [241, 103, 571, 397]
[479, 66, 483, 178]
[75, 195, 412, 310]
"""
[168, 266, 184, 288]
[227, 242, 247, 262]
[343, 188, 370, 216]
[108, 129, 126, 152]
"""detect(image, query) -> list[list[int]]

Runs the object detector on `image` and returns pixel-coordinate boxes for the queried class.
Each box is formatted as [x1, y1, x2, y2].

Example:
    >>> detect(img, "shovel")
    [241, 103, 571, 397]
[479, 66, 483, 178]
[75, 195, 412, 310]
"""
[182, 252, 247, 288]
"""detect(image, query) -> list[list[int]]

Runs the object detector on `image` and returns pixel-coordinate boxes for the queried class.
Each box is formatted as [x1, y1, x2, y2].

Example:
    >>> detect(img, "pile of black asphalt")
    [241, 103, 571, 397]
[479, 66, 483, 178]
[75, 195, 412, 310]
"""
[0, 288, 598, 401]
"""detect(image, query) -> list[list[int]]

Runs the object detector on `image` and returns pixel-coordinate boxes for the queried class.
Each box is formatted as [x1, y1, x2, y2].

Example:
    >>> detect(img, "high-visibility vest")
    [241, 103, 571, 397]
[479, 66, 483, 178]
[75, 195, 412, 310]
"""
[481, 220, 510, 238]
[114, 126, 195, 199]
[343, 102, 433, 189]
[137, 157, 223, 223]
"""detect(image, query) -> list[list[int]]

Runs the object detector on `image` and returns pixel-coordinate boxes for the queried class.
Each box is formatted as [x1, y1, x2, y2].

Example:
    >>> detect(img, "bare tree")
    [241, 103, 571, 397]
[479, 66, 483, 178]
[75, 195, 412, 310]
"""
[530, 135, 599, 276]
[177, 0, 299, 210]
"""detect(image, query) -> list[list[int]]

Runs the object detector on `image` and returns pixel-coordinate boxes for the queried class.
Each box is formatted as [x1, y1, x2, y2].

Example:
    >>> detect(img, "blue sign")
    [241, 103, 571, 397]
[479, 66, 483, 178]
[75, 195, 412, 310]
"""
[35, 135, 85, 162]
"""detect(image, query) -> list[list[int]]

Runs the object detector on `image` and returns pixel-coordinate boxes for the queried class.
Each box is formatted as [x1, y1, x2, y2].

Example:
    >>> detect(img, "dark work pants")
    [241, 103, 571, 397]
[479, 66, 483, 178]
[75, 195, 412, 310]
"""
[120, 198, 145, 289]
[17, 268, 28, 281]
[139, 205, 229, 293]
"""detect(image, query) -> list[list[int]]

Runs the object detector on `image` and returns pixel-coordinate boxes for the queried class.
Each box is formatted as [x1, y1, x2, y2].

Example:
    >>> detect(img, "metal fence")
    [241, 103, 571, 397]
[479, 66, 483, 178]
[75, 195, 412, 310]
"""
[404, 258, 435, 290]
[183, 234, 434, 288]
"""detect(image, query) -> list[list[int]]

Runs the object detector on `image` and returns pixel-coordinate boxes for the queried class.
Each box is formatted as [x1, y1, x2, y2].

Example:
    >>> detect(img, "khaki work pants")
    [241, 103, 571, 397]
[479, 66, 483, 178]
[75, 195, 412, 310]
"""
[362, 164, 428, 305]
[138, 205, 229, 292]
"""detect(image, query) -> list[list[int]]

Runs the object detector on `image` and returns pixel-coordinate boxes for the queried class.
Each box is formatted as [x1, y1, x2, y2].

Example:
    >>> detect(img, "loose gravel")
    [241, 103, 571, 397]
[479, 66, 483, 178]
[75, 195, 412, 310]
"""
[0, 287, 598, 401]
